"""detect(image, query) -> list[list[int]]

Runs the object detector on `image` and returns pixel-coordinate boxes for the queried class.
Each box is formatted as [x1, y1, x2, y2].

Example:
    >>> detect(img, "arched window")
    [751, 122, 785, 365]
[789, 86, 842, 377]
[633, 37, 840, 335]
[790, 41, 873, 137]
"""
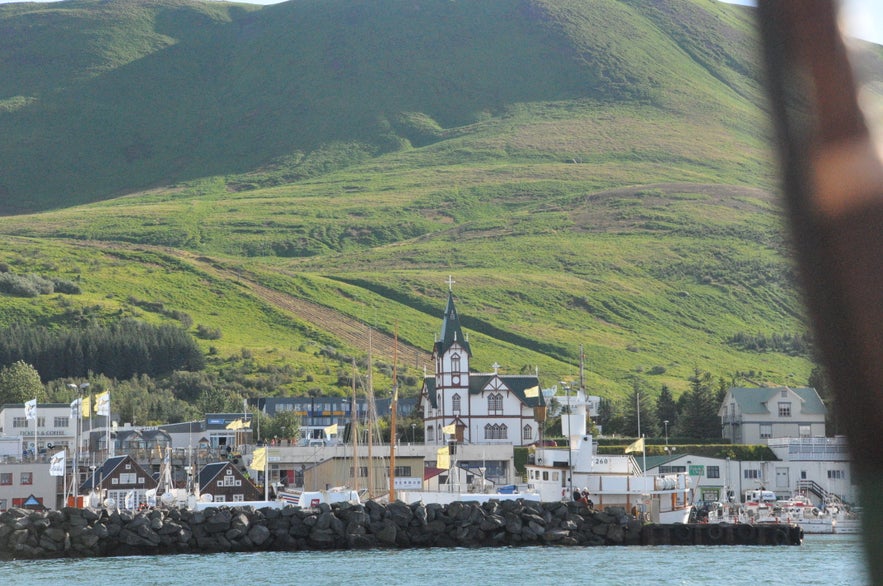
[522, 424, 533, 441]
[452, 393, 461, 412]
[484, 423, 494, 440]
[499, 424, 508, 440]
[427, 426, 435, 442]
[487, 393, 503, 413]
[451, 353, 461, 373]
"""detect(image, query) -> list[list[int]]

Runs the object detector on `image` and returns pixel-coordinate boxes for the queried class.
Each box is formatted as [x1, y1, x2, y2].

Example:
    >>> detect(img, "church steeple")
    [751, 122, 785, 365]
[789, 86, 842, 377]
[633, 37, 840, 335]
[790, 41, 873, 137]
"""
[435, 286, 471, 357]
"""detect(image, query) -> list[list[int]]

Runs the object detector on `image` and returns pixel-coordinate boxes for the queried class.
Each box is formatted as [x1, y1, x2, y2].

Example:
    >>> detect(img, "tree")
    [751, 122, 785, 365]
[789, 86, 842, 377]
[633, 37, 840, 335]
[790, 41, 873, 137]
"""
[264, 410, 301, 444]
[0, 360, 46, 404]
[679, 369, 721, 440]
[623, 376, 658, 438]
[657, 384, 678, 433]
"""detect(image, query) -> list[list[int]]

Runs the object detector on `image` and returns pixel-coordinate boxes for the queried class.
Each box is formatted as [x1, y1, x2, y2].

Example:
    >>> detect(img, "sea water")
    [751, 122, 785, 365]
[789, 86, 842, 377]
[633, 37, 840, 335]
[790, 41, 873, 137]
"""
[0, 534, 869, 586]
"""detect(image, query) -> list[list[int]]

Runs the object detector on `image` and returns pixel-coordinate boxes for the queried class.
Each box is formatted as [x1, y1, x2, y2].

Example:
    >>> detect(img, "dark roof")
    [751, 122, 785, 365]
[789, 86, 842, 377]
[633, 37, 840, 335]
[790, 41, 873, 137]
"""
[726, 387, 827, 415]
[198, 462, 230, 487]
[79, 455, 156, 491]
[434, 290, 471, 357]
[422, 373, 545, 408]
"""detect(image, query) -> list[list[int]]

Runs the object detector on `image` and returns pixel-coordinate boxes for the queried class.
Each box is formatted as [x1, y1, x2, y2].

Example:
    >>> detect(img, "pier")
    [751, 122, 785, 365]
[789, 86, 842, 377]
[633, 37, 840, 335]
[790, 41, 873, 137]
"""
[0, 499, 801, 560]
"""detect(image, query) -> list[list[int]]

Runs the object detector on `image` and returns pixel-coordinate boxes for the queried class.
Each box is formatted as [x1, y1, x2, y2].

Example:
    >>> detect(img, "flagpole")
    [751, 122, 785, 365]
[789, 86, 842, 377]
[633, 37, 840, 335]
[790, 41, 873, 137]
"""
[33, 398, 37, 464]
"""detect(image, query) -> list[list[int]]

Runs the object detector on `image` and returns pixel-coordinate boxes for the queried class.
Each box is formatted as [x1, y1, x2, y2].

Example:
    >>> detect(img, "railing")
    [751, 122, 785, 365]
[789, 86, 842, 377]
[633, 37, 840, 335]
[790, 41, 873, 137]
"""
[767, 436, 851, 460]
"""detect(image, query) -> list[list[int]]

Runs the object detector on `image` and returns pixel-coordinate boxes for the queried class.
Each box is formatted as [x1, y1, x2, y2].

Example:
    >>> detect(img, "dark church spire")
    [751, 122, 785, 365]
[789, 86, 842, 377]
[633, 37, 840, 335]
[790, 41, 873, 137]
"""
[435, 285, 471, 357]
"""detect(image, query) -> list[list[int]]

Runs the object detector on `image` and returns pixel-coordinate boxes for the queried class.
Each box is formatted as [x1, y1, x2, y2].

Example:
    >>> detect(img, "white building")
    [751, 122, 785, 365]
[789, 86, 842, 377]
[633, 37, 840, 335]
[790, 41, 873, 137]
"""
[0, 403, 77, 457]
[419, 288, 546, 447]
[719, 386, 827, 444]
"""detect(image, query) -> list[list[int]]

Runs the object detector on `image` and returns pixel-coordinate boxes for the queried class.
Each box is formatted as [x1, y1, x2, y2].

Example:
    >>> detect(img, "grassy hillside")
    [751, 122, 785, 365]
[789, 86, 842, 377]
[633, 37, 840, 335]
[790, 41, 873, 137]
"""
[1, 0, 879, 406]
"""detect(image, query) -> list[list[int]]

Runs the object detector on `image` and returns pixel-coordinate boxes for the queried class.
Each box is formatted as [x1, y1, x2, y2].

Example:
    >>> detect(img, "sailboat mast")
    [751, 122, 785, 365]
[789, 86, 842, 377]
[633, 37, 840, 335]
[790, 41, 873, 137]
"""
[351, 358, 360, 493]
[366, 329, 375, 498]
[388, 324, 398, 502]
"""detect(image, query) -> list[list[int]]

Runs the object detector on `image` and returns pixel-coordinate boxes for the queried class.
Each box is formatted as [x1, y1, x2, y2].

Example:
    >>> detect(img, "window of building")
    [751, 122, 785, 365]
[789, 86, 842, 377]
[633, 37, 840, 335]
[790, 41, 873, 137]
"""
[452, 393, 461, 413]
[54, 416, 69, 428]
[0, 473, 11, 486]
[488, 393, 503, 413]
[451, 354, 461, 373]
[744, 469, 760, 479]
[427, 426, 435, 442]
[542, 471, 549, 481]
[483, 423, 509, 440]
[0, 499, 6, 511]
[781, 389, 788, 398]
[13, 417, 27, 428]
[522, 424, 533, 441]
[760, 424, 772, 439]
[707, 466, 720, 479]
[799, 424, 811, 437]
[20, 472, 32, 485]
[828, 470, 846, 480]
[232, 494, 244, 502]
[778, 402, 792, 417]
[393, 466, 412, 477]
[659, 466, 686, 474]
[214, 495, 226, 503]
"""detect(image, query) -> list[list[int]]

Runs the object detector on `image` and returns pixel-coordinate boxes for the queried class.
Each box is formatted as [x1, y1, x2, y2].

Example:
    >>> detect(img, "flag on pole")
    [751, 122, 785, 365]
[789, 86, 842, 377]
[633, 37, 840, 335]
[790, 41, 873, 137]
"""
[249, 447, 267, 471]
[49, 450, 66, 476]
[94, 392, 110, 416]
[324, 423, 338, 436]
[81, 395, 91, 418]
[70, 397, 81, 419]
[523, 385, 539, 398]
[225, 418, 247, 430]
[436, 446, 450, 470]
[442, 423, 456, 435]
[624, 437, 645, 454]
[24, 398, 37, 421]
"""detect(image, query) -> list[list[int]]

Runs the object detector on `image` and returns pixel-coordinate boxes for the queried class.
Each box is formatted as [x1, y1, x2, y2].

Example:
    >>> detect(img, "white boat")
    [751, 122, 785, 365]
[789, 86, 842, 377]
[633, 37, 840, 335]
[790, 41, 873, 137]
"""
[523, 390, 692, 523]
[708, 490, 861, 534]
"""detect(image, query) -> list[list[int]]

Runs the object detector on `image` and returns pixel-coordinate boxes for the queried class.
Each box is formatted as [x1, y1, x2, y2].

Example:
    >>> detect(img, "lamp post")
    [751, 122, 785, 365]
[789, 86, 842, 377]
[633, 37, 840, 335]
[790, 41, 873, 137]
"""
[67, 382, 89, 502]
[560, 381, 573, 500]
[411, 423, 416, 445]
[664, 420, 669, 450]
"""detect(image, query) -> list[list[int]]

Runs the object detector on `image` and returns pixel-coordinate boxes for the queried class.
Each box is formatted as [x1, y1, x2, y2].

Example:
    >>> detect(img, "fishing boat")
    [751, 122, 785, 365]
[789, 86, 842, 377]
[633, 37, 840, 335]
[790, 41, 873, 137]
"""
[524, 389, 692, 523]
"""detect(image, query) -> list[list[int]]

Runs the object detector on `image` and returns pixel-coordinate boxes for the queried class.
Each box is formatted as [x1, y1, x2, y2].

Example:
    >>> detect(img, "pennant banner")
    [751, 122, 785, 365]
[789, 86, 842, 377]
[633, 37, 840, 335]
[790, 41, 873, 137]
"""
[436, 446, 450, 470]
[250, 447, 267, 471]
[70, 397, 81, 419]
[94, 391, 110, 417]
[49, 451, 66, 476]
[442, 423, 456, 435]
[81, 395, 91, 418]
[324, 423, 338, 436]
[24, 398, 37, 421]
[625, 437, 645, 454]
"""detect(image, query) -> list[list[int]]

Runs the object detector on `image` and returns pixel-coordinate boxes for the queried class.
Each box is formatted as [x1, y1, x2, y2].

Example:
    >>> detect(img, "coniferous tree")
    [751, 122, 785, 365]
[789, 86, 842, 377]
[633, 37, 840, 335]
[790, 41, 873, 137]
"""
[657, 384, 678, 434]
[679, 369, 720, 440]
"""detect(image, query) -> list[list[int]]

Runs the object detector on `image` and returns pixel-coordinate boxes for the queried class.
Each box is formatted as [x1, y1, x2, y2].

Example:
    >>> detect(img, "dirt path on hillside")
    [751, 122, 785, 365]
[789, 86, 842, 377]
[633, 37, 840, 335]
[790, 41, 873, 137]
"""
[72, 241, 433, 369]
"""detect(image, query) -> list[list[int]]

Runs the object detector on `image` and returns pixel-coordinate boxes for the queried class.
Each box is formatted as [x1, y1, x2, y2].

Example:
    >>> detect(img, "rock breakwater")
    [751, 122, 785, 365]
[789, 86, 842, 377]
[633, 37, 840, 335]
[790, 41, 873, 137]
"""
[0, 499, 800, 560]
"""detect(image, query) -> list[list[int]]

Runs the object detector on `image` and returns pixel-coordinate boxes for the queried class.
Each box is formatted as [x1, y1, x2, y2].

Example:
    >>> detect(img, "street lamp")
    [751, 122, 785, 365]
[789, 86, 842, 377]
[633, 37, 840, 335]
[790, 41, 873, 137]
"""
[664, 420, 669, 448]
[67, 382, 89, 502]
[411, 423, 416, 445]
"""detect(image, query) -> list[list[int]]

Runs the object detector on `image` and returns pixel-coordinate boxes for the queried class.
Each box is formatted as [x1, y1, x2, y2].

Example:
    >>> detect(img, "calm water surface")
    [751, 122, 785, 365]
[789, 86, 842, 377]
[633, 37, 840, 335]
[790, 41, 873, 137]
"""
[0, 534, 869, 586]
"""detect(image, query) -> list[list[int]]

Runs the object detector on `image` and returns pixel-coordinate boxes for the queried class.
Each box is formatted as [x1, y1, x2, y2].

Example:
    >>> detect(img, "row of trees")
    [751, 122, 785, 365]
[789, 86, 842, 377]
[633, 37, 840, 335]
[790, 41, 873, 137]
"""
[595, 369, 751, 441]
[0, 319, 205, 382]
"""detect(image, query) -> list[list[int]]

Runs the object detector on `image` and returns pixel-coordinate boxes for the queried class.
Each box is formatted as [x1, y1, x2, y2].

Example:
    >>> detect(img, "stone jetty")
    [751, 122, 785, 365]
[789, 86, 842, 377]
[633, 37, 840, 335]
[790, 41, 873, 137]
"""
[0, 499, 801, 560]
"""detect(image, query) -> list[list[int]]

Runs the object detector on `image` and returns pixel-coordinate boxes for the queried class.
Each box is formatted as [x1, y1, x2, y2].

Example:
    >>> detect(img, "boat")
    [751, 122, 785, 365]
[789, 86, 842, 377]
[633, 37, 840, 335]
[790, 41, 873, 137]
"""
[705, 490, 861, 534]
[524, 389, 692, 523]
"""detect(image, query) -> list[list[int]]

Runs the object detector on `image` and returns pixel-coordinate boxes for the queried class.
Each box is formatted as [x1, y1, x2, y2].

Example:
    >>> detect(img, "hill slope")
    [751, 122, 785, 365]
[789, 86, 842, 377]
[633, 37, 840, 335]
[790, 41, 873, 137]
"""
[1, 0, 880, 404]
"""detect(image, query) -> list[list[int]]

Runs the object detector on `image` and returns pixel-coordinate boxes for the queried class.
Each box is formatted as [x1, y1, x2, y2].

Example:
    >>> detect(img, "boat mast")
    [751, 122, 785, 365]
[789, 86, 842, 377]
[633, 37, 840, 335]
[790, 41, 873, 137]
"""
[351, 357, 360, 493]
[388, 324, 398, 502]
[366, 329, 375, 498]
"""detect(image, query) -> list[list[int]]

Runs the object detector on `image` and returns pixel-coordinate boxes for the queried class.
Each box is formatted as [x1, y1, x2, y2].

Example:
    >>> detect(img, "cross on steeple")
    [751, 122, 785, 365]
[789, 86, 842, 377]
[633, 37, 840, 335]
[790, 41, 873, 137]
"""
[447, 275, 456, 291]
[492, 362, 500, 374]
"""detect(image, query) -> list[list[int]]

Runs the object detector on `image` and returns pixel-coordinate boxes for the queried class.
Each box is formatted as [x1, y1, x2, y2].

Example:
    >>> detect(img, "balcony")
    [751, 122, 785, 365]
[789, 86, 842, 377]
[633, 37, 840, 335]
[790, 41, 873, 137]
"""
[767, 436, 852, 461]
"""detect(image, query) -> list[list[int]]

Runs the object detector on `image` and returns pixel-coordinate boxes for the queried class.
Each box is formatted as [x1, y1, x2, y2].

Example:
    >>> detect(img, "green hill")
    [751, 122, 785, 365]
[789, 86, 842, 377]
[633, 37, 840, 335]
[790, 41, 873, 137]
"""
[0, 0, 880, 407]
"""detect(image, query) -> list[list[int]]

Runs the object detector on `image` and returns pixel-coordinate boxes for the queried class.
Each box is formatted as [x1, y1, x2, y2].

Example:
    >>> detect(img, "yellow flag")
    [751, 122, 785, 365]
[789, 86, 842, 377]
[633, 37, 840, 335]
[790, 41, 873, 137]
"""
[625, 437, 645, 454]
[226, 419, 246, 430]
[436, 446, 450, 470]
[524, 386, 539, 398]
[81, 395, 91, 418]
[324, 423, 338, 436]
[442, 423, 456, 434]
[250, 447, 267, 471]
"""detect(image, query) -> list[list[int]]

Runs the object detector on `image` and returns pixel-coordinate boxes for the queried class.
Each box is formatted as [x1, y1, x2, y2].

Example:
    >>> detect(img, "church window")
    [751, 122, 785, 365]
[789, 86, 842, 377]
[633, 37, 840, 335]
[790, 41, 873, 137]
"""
[522, 424, 533, 441]
[452, 393, 461, 412]
[488, 393, 503, 413]
[451, 354, 461, 373]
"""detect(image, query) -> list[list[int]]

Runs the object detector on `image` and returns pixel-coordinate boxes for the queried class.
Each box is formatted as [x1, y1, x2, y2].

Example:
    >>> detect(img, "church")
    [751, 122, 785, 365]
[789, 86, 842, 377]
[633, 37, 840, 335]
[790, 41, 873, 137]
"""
[420, 285, 547, 447]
